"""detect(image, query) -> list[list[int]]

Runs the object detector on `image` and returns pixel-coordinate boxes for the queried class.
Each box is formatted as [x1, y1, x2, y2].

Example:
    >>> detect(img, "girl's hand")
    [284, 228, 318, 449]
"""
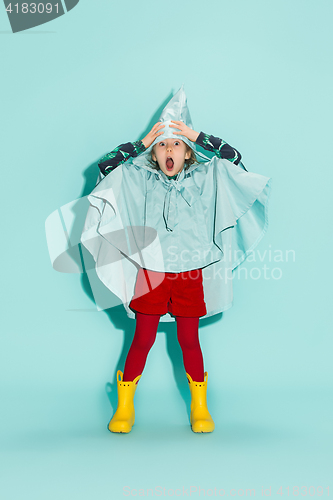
[169, 120, 199, 143]
[141, 122, 165, 149]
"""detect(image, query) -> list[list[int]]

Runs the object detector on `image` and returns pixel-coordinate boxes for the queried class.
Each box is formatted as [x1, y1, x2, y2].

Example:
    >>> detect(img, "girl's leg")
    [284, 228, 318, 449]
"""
[176, 315, 214, 433]
[176, 316, 205, 382]
[123, 311, 160, 381]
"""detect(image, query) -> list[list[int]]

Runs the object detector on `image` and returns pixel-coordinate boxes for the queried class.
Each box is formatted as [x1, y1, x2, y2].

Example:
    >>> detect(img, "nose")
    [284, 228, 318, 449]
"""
[167, 143, 173, 152]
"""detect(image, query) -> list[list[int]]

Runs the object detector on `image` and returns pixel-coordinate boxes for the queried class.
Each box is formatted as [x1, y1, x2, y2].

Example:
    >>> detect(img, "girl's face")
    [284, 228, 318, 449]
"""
[152, 138, 191, 177]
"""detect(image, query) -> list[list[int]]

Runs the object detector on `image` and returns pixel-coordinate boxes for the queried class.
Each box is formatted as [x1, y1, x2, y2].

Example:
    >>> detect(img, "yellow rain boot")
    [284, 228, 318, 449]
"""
[108, 370, 141, 433]
[186, 371, 215, 433]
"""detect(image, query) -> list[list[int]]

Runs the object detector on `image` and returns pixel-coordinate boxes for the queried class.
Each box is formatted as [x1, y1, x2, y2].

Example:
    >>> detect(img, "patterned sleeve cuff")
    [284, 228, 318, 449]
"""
[132, 140, 146, 156]
[195, 132, 209, 149]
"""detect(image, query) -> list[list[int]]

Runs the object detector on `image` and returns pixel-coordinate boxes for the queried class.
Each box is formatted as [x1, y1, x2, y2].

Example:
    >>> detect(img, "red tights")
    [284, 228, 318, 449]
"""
[123, 312, 205, 382]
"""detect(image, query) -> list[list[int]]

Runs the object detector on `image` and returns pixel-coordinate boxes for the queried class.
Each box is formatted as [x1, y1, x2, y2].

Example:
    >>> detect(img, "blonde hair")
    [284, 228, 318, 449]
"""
[149, 143, 197, 171]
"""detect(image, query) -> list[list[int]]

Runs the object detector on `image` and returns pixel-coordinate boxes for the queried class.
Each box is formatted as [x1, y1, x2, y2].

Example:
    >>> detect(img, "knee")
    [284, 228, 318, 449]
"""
[177, 332, 200, 352]
[132, 332, 157, 351]
[176, 317, 201, 351]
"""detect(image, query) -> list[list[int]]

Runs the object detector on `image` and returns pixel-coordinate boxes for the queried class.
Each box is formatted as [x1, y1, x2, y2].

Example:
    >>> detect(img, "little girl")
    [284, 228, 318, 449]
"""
[80, 86, 271, 434]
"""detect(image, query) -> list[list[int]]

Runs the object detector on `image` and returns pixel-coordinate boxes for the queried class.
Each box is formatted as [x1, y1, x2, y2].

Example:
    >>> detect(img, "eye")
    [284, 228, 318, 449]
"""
[158, 142, 165, 147]
[174, 141, 180, 146]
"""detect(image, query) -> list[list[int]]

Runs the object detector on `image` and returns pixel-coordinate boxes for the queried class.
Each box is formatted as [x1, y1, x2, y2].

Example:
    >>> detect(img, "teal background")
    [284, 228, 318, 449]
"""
[1, 0, 332, 498]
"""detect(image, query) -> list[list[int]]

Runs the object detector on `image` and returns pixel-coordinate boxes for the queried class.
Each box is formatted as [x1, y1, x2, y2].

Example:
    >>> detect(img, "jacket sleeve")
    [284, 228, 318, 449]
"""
[195, 132, 243, 167]
[98, 140, 146, 177]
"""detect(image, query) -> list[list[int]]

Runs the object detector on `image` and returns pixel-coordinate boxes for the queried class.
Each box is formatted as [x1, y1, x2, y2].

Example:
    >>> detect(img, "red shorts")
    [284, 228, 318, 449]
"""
[129, 268, 207, 318]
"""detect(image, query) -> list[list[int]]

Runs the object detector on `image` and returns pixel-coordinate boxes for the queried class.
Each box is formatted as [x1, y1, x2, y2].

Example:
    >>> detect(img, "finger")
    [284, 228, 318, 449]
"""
[152, 127, 164, 136]
[154, 123, 165, 132]
[151, 122, 162, 132]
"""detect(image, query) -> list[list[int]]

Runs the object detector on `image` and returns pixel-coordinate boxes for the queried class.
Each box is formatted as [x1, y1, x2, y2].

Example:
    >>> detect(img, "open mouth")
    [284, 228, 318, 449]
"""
[166, 157, 174, 171]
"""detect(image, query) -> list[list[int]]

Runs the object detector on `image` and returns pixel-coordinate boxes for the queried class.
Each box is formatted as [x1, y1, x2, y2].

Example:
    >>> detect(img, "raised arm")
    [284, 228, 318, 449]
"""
[170, 120, 245, 169]
[98, 122, 165, 177]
